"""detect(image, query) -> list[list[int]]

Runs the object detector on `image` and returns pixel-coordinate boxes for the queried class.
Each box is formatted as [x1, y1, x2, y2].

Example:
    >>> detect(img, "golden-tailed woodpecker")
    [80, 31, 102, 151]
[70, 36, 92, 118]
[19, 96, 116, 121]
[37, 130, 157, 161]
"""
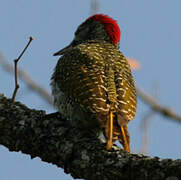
[51, 14, 137, 152]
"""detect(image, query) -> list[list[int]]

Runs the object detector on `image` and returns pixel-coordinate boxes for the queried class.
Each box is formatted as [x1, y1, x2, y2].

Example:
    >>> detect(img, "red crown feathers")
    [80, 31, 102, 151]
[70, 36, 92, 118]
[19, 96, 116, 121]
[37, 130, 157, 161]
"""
[86, 14, 121, 44]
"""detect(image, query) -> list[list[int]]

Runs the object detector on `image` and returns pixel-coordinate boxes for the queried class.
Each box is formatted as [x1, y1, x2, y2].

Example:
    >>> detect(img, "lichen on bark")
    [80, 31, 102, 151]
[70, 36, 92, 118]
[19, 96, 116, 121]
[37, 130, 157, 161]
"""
[0, 94, 181, 180]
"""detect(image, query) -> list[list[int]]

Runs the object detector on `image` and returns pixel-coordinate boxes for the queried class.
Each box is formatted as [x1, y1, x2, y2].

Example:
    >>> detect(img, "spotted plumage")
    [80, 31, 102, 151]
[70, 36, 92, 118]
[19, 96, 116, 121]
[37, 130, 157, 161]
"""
[51, 14, 137, 151]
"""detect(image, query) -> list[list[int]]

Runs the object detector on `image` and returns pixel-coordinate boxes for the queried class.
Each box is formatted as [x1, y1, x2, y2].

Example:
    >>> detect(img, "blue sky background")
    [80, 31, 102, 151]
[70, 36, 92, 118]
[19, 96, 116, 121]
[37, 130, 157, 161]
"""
[0, 0, 181, 179]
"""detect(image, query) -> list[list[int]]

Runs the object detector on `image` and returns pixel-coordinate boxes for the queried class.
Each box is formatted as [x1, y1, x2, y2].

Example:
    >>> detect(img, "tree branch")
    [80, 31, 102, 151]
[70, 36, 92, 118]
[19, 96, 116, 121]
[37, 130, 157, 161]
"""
[0, 94, 181, 180]
[136, 86, 181, 123]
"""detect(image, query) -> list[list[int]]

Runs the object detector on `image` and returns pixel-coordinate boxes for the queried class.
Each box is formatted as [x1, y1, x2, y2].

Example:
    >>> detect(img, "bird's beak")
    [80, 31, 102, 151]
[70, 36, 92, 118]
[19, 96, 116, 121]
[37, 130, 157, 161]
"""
[53, 43, 73, 56]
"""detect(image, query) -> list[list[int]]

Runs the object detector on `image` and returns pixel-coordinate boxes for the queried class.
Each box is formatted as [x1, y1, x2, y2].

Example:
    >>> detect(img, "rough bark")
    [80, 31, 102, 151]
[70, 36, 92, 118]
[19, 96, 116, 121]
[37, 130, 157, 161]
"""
[0, 94, 181, 180]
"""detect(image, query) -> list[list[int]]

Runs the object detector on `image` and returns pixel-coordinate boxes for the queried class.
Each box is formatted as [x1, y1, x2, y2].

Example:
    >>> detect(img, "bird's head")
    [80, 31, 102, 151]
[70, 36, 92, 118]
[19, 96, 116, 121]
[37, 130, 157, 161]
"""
[54, 14, 121, 56]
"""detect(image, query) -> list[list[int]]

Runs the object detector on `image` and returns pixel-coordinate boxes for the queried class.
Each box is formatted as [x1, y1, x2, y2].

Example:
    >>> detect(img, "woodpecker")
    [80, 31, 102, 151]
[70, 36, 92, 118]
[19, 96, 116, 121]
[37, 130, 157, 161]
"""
[51, 14, 137, 152]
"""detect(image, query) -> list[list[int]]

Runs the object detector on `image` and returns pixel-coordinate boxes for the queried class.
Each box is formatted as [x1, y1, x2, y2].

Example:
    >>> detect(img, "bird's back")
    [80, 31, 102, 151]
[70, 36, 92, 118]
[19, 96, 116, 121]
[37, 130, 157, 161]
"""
[51, 40, 136, 137]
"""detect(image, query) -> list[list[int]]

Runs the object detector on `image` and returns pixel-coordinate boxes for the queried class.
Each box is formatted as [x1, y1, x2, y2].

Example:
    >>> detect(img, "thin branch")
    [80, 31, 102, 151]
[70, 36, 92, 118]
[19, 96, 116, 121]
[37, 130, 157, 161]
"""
[0, 94, 181, 180]
[90, 0, 99, 15]
[136, 86, 181, 123]
[140, 84, 158, 154]
[12, 36, 34, 102]
[140, 110, 155, 154]
[0, 53, 53, 105]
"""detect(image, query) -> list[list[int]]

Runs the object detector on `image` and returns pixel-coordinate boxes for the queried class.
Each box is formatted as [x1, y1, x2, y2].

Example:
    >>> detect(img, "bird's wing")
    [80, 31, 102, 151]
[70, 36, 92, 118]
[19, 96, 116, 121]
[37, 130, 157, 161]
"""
[54, 43, 110, 124]
[114, 52, 137, 125]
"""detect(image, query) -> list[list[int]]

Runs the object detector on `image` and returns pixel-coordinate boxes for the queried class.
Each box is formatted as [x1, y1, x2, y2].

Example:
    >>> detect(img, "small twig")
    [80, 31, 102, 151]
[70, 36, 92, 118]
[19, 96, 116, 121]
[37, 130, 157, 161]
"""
[140, 110, 155, 154]
[12, 36, 34, 102]
[0, 53, 53, 105]
[90, 0, 99, 15]
[140, 83, 159, 154]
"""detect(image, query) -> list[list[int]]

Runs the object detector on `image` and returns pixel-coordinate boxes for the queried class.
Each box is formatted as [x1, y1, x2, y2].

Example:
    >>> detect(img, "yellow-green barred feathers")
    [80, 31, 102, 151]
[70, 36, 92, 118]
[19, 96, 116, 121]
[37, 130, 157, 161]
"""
[51, 40, 137, 145]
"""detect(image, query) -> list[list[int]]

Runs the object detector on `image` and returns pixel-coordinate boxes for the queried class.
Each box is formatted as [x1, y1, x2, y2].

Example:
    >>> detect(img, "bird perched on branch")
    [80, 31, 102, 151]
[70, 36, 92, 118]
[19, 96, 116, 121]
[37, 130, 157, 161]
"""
[51, 14, 137, 152]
